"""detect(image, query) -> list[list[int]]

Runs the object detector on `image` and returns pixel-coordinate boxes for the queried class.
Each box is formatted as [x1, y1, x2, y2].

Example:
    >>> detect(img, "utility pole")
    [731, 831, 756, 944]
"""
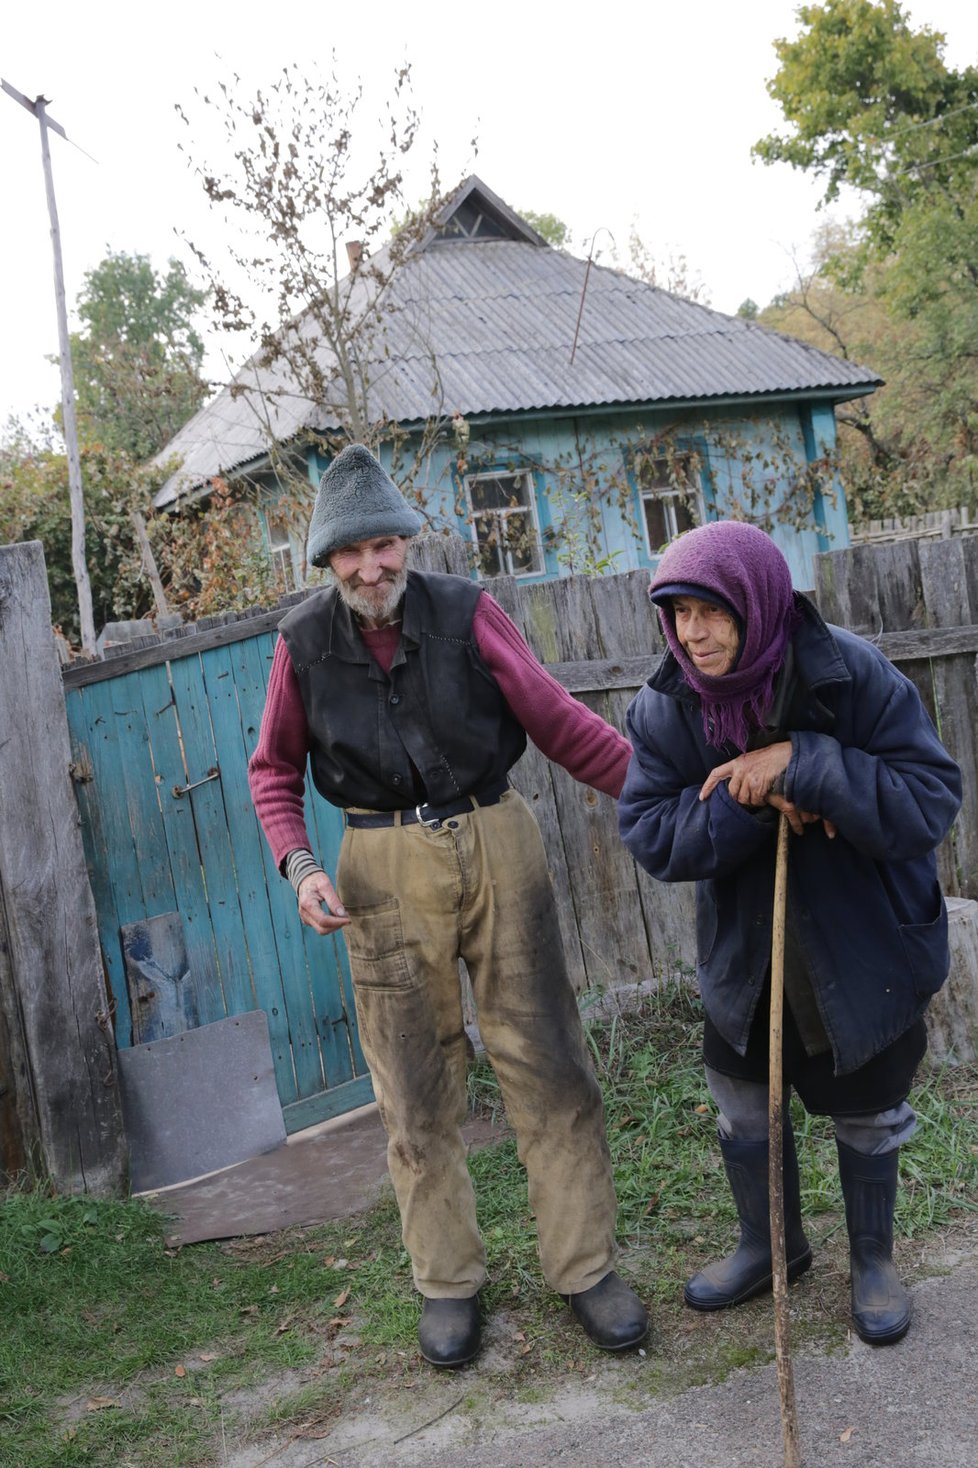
[2, 79, 97, 656]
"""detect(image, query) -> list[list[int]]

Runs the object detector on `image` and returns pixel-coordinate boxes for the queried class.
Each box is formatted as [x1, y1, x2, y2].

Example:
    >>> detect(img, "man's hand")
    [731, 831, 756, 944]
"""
[297, 871, 350, 935]
[699, 741, 836, 839]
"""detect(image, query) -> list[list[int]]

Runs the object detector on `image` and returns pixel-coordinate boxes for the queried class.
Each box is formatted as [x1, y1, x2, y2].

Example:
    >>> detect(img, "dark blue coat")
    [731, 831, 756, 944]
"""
[619, 598, 962, 1074]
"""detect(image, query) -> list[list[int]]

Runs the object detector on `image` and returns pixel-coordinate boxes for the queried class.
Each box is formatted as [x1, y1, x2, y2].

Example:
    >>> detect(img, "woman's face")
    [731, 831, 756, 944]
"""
[671, 595, 740, 676]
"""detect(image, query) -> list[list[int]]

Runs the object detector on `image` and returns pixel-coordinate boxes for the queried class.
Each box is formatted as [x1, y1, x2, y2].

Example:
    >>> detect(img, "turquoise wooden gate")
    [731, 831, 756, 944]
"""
[62, 617, 373, 1133]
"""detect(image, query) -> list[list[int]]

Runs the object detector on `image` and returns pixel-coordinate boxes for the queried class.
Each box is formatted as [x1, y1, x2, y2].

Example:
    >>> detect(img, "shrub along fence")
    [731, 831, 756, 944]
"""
[2, 530, 977, 1195]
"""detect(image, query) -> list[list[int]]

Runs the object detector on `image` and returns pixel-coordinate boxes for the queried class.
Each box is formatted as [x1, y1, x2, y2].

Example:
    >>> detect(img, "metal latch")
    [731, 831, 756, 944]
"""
[172, 766, 220, 799]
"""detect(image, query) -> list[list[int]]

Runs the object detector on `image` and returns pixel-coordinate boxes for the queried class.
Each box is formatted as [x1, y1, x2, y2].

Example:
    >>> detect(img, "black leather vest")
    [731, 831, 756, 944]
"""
[279, 570, 527, 809]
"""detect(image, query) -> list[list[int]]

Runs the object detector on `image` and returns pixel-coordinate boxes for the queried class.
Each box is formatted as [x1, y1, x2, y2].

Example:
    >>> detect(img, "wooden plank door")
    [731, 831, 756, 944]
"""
[65, 633, 373, 1133]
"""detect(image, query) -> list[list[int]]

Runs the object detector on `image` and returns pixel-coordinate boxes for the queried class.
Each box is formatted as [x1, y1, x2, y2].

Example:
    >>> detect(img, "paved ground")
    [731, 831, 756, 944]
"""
[224, 1250, 978, 1468]
[144, 1103, 978, 1468]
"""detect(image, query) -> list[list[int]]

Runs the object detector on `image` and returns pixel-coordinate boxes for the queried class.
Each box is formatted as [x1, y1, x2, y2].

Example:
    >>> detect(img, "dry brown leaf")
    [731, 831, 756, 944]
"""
[328, 1315, 352, 1328]
[85, 1396, 119, 1412]
[198, 1352, 218, 1362]
[334, 1286, 351, 1308]
[694, 1103, 710, 1114]
[840, 1426, 855, 1443]
[174, 1364, 187, 1378]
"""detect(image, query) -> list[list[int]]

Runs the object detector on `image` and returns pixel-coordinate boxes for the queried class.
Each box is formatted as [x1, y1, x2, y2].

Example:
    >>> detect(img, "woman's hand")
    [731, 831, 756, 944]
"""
[699, 742, 793, 806]
[699, 742, 836, 838]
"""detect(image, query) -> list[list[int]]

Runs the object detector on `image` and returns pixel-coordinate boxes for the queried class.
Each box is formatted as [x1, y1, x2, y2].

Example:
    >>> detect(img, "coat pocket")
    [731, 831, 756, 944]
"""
[898, 890, 949, 998]
[696, 884, 720, 966]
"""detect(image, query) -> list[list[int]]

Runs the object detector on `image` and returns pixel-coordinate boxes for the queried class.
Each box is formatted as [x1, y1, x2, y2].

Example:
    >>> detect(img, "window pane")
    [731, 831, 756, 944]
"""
[469, 474, 525, 512]
[673, 494, 696, 537]
[474, 515, 505, 576]
[643, 495, 669, 554]
[502, 511, 538, 573]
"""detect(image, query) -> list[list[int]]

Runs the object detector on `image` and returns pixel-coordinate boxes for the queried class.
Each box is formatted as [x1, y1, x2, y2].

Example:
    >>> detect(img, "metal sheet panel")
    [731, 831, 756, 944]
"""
[118, 1011, 286, 1193]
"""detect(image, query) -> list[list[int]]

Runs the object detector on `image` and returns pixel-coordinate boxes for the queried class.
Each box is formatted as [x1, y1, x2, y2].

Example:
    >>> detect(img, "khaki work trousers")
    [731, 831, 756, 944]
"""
[336, 789, 618, 1299]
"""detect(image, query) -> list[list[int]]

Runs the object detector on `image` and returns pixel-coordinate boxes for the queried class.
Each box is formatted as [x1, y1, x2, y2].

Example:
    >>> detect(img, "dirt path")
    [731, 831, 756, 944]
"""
[223, 1229, 978, 1468]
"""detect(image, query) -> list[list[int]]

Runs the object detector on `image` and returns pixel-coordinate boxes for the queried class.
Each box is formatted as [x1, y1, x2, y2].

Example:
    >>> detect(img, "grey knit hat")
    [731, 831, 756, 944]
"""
[306, 444, 423, 567]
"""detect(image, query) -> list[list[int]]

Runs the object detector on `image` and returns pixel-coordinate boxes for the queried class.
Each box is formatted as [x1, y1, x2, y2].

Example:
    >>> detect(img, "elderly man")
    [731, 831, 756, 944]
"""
[249, 444, 648, 1367]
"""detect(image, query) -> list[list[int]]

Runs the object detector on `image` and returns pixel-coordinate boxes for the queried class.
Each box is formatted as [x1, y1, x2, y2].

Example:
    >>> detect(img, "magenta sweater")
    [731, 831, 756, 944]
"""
[249, 589, 631, 867]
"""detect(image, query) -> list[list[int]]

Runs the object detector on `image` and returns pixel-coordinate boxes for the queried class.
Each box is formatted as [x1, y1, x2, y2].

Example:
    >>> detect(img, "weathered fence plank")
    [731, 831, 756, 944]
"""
[919, 540, 978, 895]
[482, 573, 589, 990]
[528, 576, 653, 991]
[815, 537, 978, 900]
[0, 542, 127, 1192]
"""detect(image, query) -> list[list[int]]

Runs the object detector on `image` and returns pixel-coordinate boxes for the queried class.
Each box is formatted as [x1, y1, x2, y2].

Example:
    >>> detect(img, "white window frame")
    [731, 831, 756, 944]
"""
[464, 468, 544, 578]
[637, 456, 704, 557]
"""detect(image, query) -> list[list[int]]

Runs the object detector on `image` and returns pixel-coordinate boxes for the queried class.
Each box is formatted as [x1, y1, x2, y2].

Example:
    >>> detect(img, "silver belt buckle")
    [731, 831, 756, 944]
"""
[415, 803, 442, 830]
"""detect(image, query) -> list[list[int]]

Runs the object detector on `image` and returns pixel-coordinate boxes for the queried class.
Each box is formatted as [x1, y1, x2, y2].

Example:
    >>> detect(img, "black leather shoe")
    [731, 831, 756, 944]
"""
[418, 1295, 481, 1367]
[568, 1271, 648, 1350]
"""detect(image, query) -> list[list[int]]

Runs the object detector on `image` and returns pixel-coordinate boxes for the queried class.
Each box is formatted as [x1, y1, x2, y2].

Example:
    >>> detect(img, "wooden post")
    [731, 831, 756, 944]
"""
[2, 80, 97, 656]
[0, 541, 127, 1194]
[130, 509, 171, 617]
[36, 98, 97, 657]
[770, 812, 802, 1468]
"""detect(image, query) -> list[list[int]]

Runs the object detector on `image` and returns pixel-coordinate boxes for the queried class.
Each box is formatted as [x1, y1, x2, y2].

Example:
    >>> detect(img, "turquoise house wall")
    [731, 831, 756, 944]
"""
[305, 398, 850, 592]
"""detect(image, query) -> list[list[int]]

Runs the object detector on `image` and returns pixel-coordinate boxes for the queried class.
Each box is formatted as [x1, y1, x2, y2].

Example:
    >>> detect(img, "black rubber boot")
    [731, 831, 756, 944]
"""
[418, 1295, 481, 1367]
[684, 1128, 812, 1311]
[837, 1140, 911, 1346]
[567, 1270, 649, 1350]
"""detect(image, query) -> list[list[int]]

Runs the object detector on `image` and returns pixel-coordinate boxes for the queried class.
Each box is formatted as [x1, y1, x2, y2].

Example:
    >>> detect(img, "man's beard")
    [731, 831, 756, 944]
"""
[334, 564, 408, 624]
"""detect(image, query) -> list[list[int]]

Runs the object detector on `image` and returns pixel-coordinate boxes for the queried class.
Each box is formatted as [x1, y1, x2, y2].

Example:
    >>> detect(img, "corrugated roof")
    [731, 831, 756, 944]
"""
[155, 176, 881, 507]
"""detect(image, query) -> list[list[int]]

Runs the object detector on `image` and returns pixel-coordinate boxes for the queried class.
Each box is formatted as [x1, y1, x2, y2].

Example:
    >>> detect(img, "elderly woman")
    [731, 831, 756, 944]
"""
[618, 520, 961, 1345]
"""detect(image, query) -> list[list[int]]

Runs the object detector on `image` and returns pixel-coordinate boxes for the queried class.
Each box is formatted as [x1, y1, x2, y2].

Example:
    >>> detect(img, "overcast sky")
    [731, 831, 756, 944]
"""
[3, 0, 976, 428]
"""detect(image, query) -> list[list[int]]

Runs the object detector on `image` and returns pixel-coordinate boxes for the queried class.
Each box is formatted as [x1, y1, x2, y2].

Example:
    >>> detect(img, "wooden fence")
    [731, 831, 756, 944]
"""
[3, 529, 978, 1195]
[849, 505, 978, 546]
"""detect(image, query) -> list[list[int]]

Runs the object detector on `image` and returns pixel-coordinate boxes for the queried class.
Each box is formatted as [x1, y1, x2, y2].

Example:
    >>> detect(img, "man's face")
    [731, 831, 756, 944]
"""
[328, 535, 409, 626]
[671, 595, 740, 677]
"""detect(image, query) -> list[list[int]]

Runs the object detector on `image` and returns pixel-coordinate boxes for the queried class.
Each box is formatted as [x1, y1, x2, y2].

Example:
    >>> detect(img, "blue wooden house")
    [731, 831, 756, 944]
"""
[156, 176, 881, 590]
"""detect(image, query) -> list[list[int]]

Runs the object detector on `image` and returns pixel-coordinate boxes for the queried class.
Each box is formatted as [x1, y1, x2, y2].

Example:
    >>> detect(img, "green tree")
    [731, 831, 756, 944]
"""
[519, 210, 571, 248]
[754, 0, 978, 248]
[754, 0, 978, 514]
[0, 419, 169, 641]
[1, 254, 212, 644]
[69, 252, 208, 462]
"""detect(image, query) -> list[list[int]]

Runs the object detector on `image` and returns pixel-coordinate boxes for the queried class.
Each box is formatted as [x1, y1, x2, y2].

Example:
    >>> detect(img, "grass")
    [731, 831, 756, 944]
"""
[2, 980, 977, 1466]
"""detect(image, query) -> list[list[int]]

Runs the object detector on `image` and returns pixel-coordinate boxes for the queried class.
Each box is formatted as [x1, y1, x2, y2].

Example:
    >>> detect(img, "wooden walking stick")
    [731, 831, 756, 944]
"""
[770, 811, 803, 1468]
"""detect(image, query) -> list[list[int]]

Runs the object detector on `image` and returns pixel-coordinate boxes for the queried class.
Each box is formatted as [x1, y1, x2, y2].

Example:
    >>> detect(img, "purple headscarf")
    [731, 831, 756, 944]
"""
[649, 521, 799, 751]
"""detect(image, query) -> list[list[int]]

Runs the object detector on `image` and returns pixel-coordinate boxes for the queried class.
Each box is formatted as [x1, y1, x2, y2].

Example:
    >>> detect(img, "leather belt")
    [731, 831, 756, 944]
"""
[344, 781, 509, 831]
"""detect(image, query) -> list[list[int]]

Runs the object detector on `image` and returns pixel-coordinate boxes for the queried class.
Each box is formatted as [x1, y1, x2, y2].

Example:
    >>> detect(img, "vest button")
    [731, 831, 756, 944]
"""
[392, 774, 403, 785]
[389, 693, 401, 705]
